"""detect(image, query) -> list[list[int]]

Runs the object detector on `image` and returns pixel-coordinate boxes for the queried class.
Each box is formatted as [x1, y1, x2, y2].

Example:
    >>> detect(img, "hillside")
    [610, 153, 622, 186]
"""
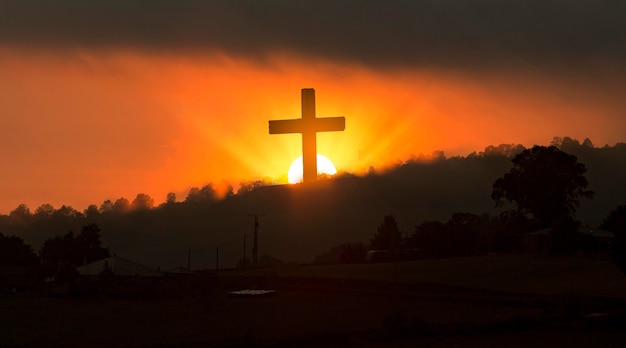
[2, 140, 625, 269]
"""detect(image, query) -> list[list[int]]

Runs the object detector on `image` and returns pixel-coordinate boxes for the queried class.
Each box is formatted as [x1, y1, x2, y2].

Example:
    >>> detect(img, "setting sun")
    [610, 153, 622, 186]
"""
[288, 154, 337, 184]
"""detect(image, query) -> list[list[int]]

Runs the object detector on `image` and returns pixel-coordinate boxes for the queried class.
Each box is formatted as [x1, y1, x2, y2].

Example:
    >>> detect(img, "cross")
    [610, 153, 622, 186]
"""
[269, 88, 345, 183]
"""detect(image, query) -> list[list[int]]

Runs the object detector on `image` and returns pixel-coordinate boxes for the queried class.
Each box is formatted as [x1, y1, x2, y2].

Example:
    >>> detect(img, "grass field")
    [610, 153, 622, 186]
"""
[223, 253, 626, 298]
[2, 253, 626, 347]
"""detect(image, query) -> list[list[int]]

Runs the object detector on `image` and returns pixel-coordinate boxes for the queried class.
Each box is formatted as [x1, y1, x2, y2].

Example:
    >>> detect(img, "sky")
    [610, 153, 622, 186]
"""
[1, 0, 625, 214]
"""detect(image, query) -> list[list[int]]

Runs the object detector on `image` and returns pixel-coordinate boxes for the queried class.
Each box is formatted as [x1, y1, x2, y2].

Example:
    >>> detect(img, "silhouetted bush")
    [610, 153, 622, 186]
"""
[371, 215, 404, 250]
[0, 233, 38, 267]
[313, 243, 367, 264]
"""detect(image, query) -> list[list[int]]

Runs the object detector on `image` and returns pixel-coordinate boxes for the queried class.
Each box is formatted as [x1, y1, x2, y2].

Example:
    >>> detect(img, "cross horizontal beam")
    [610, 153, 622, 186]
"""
[269, 117, 345, 134]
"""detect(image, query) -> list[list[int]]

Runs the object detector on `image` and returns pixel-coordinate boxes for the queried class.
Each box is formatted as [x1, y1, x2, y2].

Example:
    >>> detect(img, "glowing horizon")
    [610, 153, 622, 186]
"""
[0, 49, 625, 214]
[287, 154, 338, 184]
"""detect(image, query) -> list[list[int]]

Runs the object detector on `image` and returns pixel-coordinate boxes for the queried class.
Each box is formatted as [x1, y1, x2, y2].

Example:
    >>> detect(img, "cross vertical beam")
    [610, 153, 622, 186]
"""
[268, 88, 345, 183]
[301, 89, 317, 183]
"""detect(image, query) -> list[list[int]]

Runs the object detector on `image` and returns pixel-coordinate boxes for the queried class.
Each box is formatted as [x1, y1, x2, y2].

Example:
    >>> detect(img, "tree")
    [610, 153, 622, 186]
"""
[131, 193, 154, 210]
[610, 242, 626, 276]
[185, 187, 202, 203]
[600, 205, 626, 242]
[39, 224, 110, 278]
[49, 205, 82, 231]
[371, 215, 403, 250]
[34, 204, 55, 219]
[112, 197, 130, 213]
[185, 184, 217, 203]
[491, 146, 594, 227]
[52, 205, 83, 220]
[9, 204, 31, 224]
[601, 205, 626, 275]
[83, 204, 100, 220]
[446, 212, 482, 257]
[313, 243, 367, 264]
[165, 192, 177, 204]
[412, 220, 445, 256]
[39, 231, 76, 279]
[0, 233, 38, 267]
[412, 213, 487, 258]
[238, 180, 265, 195]
[75, 224, 110, 264]
[99, 199, 114, 213]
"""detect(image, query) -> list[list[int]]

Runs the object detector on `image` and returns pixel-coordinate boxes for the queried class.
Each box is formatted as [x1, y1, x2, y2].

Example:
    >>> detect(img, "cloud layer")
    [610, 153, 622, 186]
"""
[2, 0, 625, 70]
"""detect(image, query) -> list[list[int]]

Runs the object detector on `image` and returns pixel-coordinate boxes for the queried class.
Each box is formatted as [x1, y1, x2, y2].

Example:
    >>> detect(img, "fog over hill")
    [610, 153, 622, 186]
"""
[2, 138, 625, 269]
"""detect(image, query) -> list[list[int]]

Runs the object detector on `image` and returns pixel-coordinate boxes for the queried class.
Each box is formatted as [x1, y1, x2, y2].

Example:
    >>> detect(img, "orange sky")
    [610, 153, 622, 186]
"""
[1, 48, 625, 214]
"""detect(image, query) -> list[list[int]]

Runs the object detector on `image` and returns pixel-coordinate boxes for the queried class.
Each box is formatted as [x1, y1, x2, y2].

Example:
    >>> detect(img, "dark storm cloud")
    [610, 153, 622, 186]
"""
[1, 0, 625, 69]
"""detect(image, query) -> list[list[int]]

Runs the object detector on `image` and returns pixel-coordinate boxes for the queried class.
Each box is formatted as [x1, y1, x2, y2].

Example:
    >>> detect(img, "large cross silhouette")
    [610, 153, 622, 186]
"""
[269, 88, 345, 183]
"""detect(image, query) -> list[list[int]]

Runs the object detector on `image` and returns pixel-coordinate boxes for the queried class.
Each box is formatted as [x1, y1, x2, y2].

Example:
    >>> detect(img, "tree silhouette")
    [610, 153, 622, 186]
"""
[185, 184, 217, 203]
[132, 193, 154, 210]
[313, 243, 367, 264]
[371, 215, 403, 250]
[112, 197, 130, 213]
[9, 204, 31, 224]
[412, 220, 445, 257]
[601, 205, 626, 275]
[34, 204, 55, 219]
[610, 243, 626, 276]
[446, 212, 482, 256]
[238, 180, 265, 194]
[0, 233, 38, 267]
[492, 146, 594, 227]
[39, 231, 76, 279]
[49, 205, 83, 232]
[165, 192, 177, 204]
[39, 224, 110, 279]
[412, 213, 487, 258]
[75, 224, 110, 264]
[83, 204, 101, 219]
[601, 205, 626, 242]
[99, 199, 114, 213]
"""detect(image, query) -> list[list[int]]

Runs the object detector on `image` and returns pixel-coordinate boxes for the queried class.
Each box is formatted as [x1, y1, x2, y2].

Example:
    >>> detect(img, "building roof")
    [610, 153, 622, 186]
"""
[77, 256, 164, 277]
[166, 266, 194, 274]
[524, 229, 551, 236]
[523, 227, 615, 239]
[578, 227, 615, 239]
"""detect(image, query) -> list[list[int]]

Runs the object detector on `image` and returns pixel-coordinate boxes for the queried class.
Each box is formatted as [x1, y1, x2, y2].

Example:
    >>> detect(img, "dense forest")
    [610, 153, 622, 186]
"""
[1, 137, 625, 269]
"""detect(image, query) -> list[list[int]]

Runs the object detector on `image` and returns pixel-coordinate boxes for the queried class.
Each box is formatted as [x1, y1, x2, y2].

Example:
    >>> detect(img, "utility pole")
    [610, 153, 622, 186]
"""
[215, 246, 219, 270]
[252, 214, 259, 266]
[248, 213, 265, 266]
[243, 234, 247, 268]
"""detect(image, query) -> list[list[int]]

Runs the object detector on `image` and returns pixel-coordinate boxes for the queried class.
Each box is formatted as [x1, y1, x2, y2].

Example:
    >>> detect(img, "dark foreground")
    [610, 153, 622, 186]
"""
[2, 275, 626, 347]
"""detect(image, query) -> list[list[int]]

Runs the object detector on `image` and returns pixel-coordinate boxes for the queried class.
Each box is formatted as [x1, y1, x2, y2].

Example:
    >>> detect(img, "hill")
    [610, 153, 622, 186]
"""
[2, 139, 625, 269]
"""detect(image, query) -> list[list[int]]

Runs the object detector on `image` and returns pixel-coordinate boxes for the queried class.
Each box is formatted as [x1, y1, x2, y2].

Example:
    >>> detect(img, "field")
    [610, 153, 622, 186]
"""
[2, 254, 626, 347]
[225, 253, 626, 297]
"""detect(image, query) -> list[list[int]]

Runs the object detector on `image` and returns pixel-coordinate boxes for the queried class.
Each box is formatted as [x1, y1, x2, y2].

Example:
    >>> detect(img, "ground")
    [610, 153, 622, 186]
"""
[2, 254, 626, 347]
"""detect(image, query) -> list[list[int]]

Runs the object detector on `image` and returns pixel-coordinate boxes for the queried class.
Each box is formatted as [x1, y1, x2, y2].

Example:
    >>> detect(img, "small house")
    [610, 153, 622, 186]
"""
[76, 255, 163, 296]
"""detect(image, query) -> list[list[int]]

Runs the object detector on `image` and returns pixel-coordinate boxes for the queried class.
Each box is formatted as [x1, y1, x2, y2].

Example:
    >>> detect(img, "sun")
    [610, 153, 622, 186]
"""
[288, 154, 337, 184]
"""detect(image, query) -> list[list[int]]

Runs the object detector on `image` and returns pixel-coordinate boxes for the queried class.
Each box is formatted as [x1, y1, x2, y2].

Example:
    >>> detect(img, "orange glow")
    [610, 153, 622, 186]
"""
[288, 154, 337, 184]
[0, 48, 624, 213]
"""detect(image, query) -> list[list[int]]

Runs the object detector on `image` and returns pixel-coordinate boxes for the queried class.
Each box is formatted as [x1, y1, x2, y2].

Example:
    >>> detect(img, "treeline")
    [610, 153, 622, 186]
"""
[313, 211, 585, 264]
[0, 223, 110, 291]
[315, 201, 626, 270]
[312, 138, 626, 265]
[1, 137, 625, 268]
